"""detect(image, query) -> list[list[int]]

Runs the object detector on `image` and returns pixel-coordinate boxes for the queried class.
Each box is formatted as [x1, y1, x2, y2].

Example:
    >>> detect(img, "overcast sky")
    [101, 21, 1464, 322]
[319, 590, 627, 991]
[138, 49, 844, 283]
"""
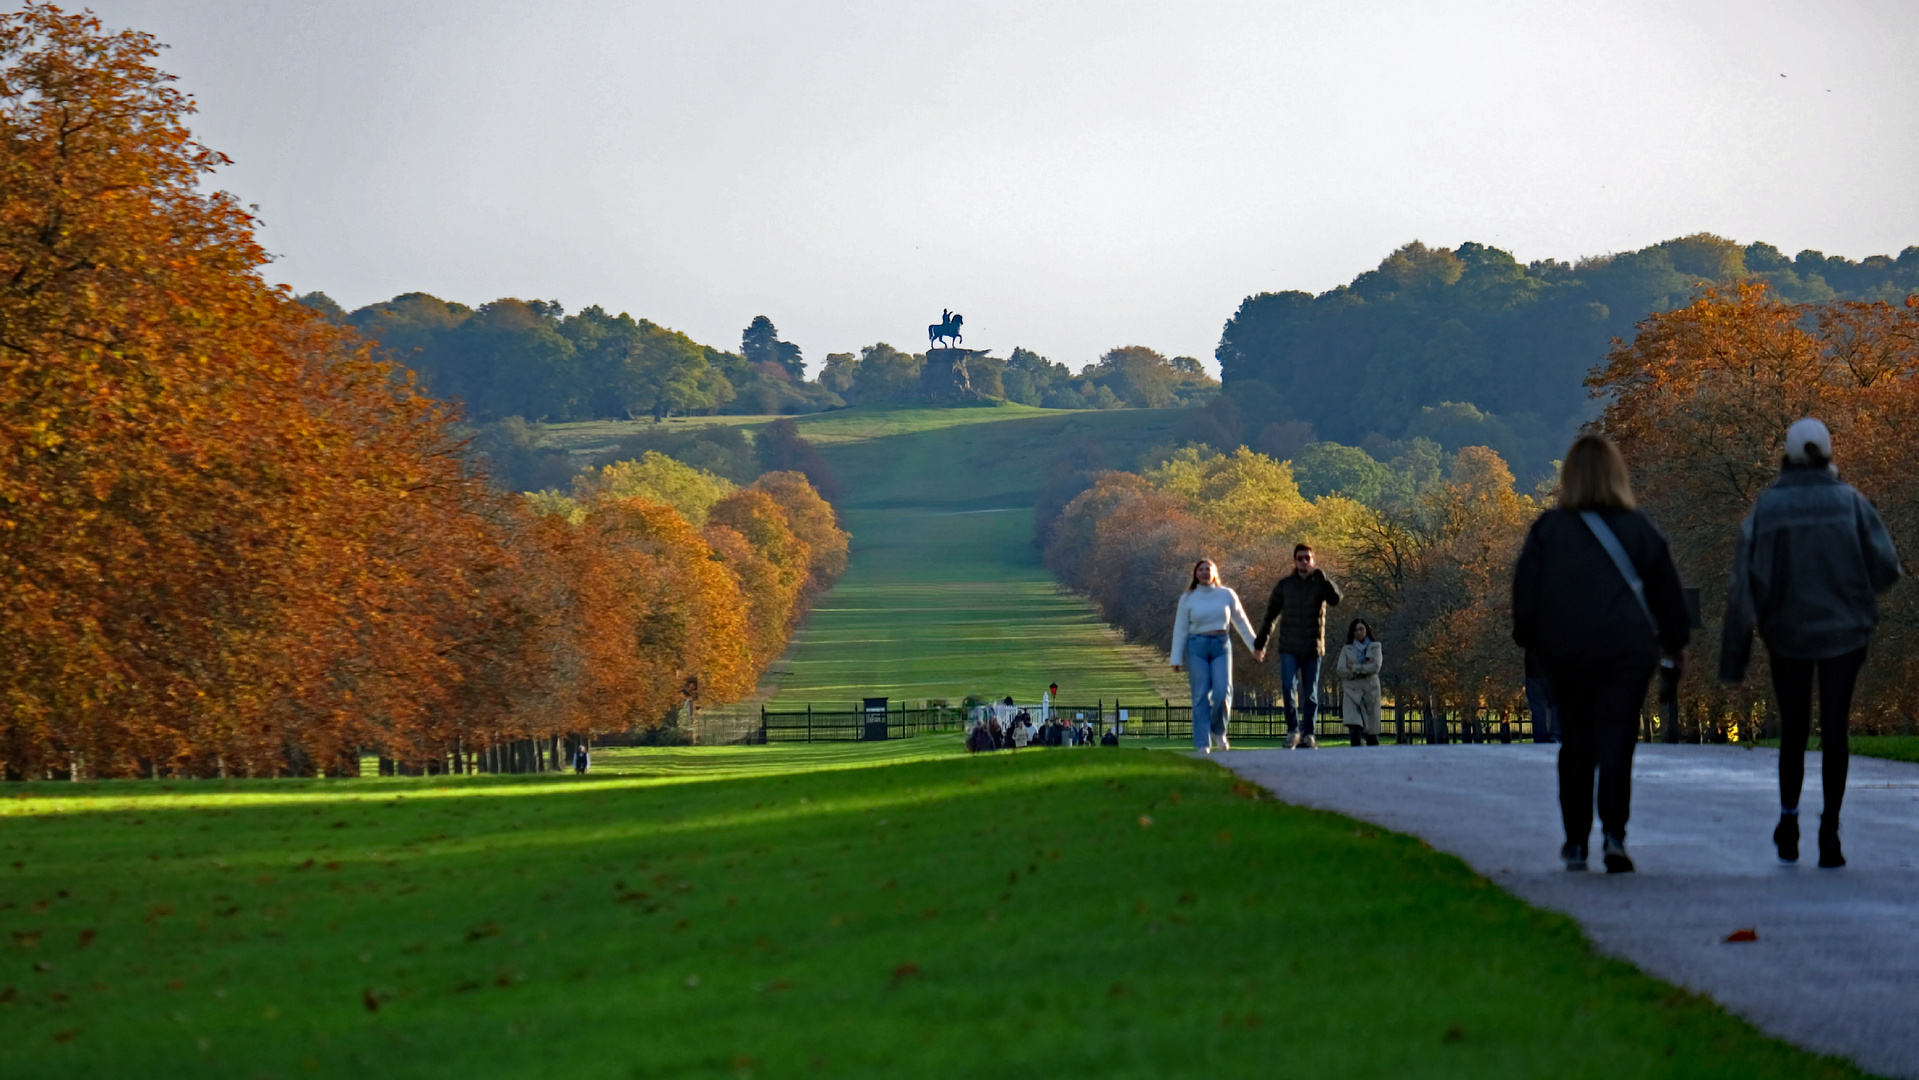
[79, 0, 1919, 373]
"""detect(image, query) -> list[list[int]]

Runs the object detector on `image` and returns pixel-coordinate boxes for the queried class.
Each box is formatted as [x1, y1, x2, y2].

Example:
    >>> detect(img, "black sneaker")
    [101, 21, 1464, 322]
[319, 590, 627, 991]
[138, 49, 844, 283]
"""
[1774, 814, 1800, 863]
[1560, 842, 1588, 871]
[1602, 834, 1634, 874]
[1818, 816, 1845, 869]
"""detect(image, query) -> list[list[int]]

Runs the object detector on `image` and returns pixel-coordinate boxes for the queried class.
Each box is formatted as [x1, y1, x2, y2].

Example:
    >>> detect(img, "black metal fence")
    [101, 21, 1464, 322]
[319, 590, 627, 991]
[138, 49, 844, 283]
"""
[757, 692, 1559, 744]
[757, 702, 969, 743]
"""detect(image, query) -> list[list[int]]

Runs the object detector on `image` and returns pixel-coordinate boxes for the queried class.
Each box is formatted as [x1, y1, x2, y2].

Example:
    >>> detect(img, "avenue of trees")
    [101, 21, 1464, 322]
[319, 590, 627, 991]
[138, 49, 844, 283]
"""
[1217, 236, 1919, 484]
[1049, 285, 1919, 739]
[0, 6, 846, 779]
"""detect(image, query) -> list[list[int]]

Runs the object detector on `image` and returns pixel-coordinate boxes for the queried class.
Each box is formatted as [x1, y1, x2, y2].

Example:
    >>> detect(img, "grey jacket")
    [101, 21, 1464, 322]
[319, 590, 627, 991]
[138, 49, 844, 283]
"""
[1720, 466, 1902, 680]
[1334, 640, 1382, 686]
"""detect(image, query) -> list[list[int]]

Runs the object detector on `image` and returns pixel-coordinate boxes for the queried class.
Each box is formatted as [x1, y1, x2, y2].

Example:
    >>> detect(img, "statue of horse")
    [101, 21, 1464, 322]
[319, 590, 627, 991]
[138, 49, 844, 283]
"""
[928, 311, 963, 348]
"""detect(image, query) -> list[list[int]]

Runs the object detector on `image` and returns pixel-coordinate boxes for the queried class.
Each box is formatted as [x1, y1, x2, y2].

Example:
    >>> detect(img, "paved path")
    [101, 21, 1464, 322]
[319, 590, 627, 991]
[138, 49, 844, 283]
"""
[1217, 744, 1919, 1079]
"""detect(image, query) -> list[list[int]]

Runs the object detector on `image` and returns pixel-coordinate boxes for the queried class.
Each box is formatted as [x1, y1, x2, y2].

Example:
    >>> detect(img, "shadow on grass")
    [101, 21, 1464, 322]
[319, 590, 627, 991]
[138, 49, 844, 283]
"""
[0, 747, 1870, 1079]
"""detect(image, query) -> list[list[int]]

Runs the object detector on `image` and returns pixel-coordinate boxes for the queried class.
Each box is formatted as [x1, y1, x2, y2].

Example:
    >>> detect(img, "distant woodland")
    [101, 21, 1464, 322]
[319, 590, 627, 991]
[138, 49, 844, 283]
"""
[295, 293, 1219, 422]
[1214, 235, 1919, 482]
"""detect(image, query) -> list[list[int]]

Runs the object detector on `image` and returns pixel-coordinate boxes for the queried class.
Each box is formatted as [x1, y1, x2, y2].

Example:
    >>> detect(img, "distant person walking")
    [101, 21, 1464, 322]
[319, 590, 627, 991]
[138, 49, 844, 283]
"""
[1335, 619, 1383, 746]
[1524, 651, 1559, 743]
[571, 742, 590, 774]
[1254, 544, 1342, 749]
[1171, 559, 1263, 754]
[1721, 418, 1902, 868]
[1513, 434, 1691, 873]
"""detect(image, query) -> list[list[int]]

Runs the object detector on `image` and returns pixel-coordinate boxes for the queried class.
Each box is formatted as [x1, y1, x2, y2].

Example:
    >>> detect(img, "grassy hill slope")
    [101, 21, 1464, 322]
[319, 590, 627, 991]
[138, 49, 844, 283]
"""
[764, 404, 1190, 707]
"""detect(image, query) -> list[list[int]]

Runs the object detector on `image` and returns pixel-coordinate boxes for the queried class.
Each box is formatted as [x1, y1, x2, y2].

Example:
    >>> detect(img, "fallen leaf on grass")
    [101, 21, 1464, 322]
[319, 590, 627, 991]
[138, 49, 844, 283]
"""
[10, 931, 39, 949]
[889, 962, 921, 987]
[76, 929, 95, 949]
[1137, 815, 1154, 828]
[362, 989, 380, 1012]
[53, 1028, 78, 1042]
[1443, 1023, 1464, 1043]
[1725, 928, 1759, 943]
[0, 986, 15, 1003]
[464, 922, 501, 943]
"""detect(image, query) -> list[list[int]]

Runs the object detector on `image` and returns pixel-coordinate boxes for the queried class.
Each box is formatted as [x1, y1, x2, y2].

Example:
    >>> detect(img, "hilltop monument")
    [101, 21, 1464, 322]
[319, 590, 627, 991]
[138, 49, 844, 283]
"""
[921, 308, 990, 402]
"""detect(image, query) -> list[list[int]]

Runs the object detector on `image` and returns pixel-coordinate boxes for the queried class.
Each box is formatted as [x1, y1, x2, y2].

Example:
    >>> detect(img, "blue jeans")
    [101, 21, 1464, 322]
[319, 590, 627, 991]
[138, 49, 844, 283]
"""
[1279, 651, 1321, 737]
[1185, 633, 1232, 748]
[1525, 675, 1559, 743]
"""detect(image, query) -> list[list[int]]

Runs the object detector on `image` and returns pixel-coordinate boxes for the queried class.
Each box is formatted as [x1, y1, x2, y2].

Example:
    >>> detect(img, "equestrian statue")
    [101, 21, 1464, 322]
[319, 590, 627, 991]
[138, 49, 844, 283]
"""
[928, 309, 964, 349]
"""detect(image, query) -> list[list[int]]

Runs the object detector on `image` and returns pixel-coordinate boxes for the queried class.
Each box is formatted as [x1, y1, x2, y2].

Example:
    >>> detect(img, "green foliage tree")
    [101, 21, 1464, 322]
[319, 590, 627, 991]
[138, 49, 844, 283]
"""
[850, 343, 923, 402]
[1292, 441, 1395, 503]
[741, 315, 807, 380]
[1217, 234, 1919, 485]
[572, 452, 737, 526]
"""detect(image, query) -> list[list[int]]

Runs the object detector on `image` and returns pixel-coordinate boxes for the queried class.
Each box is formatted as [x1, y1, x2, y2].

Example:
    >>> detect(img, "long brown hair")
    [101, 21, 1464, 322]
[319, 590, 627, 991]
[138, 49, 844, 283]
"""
[1187, 559, 1221, 592]
[1558, 434, 1635, 512]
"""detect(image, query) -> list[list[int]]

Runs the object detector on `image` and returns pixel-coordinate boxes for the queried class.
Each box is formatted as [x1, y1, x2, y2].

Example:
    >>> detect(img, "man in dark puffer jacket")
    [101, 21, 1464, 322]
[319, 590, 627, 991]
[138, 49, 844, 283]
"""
[1254, 543, 1342, 749]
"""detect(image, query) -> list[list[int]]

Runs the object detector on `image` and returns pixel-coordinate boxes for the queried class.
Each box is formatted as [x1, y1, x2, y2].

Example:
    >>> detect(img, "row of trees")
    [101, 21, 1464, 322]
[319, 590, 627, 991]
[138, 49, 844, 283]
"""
[0, 6, 846, 779]
[1049, 285, 1919, 738]
[1040, 442, 1538, 722]
[1218, 235, 1919, 483]
[819, 344, 1217, 410]
[302, 295, 843, 421]
[318, 287, 1222, 424]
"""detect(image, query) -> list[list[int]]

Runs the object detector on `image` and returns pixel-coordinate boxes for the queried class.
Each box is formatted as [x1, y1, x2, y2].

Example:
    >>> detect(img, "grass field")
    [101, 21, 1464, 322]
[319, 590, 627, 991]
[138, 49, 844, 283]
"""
[1752, 734, 1919, 764]
[758, 405, 1192, 708]
[0, 742, 1863, 1079]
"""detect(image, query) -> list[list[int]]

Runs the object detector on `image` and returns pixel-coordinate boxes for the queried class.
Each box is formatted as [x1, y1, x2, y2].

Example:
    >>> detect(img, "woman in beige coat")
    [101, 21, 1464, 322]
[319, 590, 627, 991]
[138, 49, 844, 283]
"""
[1335, 618, 1383, 746]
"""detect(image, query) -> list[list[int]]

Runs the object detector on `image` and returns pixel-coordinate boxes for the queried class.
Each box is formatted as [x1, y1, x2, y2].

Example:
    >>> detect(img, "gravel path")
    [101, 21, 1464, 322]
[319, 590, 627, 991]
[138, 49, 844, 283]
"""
[1217, 743, 1919, 1079]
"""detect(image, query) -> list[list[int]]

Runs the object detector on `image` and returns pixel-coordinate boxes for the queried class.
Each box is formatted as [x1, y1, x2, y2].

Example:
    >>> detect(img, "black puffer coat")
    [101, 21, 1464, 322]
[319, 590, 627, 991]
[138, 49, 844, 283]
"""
[1254, 569, 1342, 657]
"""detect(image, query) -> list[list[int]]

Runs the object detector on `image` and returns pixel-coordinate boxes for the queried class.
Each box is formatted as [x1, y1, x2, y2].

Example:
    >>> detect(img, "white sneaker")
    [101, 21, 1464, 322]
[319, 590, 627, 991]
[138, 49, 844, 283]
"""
[1201, 745, 1213, 755]
[1302, 734, 1318, 749]
[1218, 736, 1231, 752]
[1286, 732, 1302, 750]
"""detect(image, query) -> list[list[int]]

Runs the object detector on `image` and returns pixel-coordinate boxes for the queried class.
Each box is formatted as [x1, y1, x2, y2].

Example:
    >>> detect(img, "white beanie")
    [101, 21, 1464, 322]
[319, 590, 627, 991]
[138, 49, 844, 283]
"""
[1785, 417, 1832, 465]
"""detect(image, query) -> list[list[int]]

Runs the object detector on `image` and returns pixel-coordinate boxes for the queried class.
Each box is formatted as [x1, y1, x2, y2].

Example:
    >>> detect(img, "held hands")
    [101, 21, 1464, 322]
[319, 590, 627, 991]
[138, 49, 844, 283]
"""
[1253, 649, 1266, 662]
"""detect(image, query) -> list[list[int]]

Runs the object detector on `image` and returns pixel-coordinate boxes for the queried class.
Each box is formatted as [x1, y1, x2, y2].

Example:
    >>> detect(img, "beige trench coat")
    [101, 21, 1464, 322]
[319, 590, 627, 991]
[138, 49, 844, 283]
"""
[1335, 640, 1383, 734]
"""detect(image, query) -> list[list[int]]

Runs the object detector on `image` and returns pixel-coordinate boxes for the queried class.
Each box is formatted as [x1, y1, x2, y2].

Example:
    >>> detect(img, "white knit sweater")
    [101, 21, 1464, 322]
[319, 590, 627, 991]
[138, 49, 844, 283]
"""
[1169, 585, 1258, 665]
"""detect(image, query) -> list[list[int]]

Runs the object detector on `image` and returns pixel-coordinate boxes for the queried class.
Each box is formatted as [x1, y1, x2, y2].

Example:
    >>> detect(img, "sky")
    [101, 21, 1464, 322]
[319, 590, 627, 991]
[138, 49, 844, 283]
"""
[78, 0, 1919, 374]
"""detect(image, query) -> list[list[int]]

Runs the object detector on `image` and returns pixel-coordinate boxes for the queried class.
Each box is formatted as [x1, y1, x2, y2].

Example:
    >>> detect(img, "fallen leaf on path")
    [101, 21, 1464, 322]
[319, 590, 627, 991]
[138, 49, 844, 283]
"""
[1725, 928, 1758, 942]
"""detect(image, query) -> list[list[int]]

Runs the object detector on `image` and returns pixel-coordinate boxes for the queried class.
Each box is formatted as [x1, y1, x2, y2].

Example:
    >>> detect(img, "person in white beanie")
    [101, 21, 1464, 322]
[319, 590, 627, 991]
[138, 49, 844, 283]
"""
[1722, 417, 1903, 868]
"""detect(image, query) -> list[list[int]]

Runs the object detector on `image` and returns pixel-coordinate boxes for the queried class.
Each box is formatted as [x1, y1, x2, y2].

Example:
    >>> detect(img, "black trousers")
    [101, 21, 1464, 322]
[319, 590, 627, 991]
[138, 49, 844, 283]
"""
[1551, 661, 1654, 845]
[1770, 646, 1867, 822]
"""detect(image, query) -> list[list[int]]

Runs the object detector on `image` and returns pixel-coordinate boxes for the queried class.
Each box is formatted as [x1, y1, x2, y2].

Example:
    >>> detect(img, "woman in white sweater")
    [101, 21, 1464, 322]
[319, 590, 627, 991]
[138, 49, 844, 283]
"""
[1171, 559, 1263, 753]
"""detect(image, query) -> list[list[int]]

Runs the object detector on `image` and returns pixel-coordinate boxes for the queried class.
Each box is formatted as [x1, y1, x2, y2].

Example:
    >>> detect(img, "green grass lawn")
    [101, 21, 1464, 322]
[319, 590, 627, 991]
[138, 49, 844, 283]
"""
[0, 743, 1863, 1079]
[1752, 734, 1919, 764]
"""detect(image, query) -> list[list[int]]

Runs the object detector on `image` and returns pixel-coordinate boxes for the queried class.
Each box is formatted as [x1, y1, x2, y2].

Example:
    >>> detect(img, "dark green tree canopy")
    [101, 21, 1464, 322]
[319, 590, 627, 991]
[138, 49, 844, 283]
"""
[1217, 234, 1919, 482]
[742, 315, 806, 380]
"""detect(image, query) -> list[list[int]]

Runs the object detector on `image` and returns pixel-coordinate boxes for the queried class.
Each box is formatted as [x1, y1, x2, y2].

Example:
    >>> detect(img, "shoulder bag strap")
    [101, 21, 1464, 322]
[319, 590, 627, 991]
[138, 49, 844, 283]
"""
[1579, 511, 1657, 636]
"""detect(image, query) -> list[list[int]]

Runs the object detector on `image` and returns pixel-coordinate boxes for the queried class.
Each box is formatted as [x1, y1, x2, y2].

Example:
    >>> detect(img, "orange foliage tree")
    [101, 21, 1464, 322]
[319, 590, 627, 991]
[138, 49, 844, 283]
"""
[0, 7, 849, 777]
[1591, 283, 1919, 735]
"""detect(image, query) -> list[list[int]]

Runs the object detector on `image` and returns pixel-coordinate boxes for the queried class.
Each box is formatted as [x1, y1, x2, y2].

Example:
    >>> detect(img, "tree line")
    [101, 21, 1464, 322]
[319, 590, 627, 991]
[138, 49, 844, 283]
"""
[1047, 286, 1919, 739]
[292, 299, 1221, 424]
[1217, 235, 1919, 485]
[0, 7, 845, 779]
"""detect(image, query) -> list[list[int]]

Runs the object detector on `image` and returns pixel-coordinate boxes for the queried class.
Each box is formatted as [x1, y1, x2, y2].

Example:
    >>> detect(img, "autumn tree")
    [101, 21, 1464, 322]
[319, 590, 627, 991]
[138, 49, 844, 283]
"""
[1591, 283, 1919, 734]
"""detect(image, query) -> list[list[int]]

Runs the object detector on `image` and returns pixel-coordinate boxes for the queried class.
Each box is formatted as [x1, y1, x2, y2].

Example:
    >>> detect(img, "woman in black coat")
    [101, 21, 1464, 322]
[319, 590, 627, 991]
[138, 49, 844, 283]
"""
[1512, 435, 1691, 873]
